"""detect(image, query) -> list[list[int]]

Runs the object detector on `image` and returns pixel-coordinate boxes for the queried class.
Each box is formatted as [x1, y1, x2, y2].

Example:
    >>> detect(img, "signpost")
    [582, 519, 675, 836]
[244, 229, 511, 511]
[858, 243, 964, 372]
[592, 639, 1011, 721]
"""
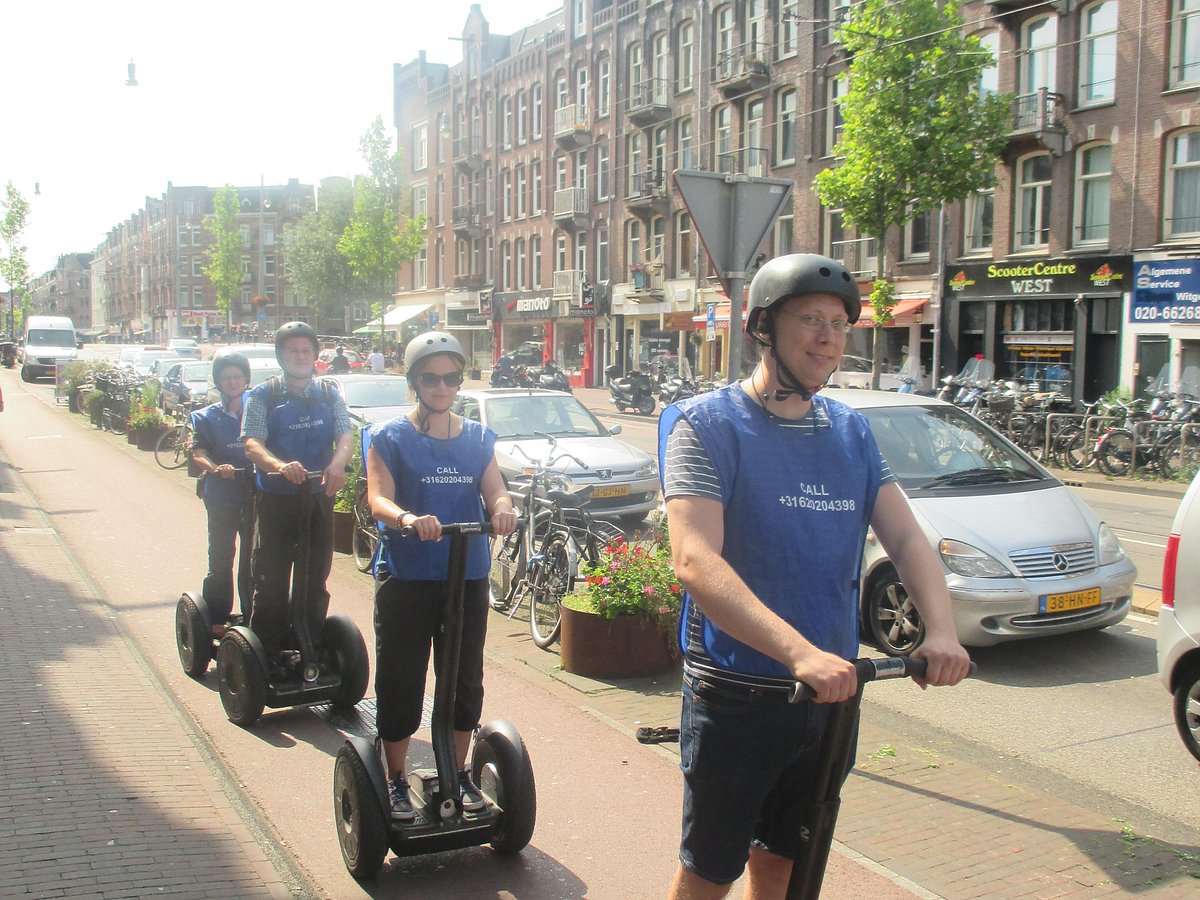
[673, 170, 792, 381]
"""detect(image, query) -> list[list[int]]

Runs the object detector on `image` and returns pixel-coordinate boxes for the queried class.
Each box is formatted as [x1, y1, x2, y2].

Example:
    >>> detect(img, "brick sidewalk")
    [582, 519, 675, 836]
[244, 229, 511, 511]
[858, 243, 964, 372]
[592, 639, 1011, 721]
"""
[0, 451, 302, 899]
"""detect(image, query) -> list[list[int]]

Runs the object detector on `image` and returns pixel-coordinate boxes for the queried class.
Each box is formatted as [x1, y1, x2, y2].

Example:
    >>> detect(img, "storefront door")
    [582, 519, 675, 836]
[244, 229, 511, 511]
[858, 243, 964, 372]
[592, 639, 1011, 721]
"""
[1134, 336, 1169, 401]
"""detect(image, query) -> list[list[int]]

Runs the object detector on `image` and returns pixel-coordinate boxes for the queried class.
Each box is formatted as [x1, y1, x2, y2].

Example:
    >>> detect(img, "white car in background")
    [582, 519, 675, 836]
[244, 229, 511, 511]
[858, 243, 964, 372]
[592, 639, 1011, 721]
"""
[1158, 470, 1200, 762]
[320, 373, 412, 427]
[830, 354, 905, 391]
[166, 338, 201, 359]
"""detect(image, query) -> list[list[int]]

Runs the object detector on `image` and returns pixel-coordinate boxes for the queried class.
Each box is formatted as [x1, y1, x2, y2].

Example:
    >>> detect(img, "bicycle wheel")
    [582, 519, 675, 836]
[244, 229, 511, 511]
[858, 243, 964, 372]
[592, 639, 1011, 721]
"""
[108, 403, 128, 435]
[1159, 434, 1200, 481]
[1058, 426, 1092, 470]
[351, 486, 379, 573]
[528, 533, 570, 649]
[155, 425, 188, 470]
[1096, 429, 1135, 477]
[489, 527, 522, 608]
[585, 520, 626, 560]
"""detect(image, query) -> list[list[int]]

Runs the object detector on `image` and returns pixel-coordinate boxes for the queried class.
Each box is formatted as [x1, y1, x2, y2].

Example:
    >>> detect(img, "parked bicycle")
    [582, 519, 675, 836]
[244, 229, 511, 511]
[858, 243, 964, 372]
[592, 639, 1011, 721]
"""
[350, 478, 380, 573]
[489, 437, 625, 648]
[154, 414, 195, 470]
[89, 368, 146, 436]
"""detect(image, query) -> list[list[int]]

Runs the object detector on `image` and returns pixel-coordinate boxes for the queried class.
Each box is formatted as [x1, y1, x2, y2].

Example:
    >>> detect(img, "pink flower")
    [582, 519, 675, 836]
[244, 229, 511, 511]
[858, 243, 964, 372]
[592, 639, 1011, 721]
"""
[643, 585, 655, 596]
[609, 561, 620, 571]
[658, 606, 670, 616]
[600, 576, 611, 586]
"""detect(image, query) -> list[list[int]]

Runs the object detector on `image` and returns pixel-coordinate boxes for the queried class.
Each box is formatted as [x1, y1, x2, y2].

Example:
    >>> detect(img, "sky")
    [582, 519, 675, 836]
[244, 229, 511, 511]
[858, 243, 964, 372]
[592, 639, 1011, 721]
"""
[0, 0, 559, 284]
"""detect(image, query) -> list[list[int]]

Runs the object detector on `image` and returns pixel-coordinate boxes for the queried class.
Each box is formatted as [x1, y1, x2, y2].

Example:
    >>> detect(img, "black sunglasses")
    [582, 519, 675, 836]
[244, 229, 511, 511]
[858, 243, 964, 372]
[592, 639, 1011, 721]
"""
[417, 371, 464, 388]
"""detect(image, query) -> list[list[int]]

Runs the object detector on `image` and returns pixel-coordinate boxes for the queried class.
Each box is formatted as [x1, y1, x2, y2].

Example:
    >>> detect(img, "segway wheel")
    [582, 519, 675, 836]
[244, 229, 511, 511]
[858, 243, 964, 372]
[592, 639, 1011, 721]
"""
[216, 631, 267, 726]
[472, 729, 536, 855]
[323, 614, 370, 709]
[333, 746, 388, 881]
[175, 594, 212, 678]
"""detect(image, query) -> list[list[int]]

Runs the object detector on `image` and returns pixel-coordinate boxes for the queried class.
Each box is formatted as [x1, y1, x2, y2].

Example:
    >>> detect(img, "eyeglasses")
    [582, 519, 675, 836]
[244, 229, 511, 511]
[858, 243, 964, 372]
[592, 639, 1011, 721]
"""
[417, 371, 464, 388]
[778, 310, 853, 335]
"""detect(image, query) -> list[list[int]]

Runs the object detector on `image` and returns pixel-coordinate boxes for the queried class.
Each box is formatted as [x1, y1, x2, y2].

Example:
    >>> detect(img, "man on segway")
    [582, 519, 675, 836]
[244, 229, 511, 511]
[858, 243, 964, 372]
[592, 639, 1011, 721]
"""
[190, 349, 253, 630]
[242, 321, 353, 676]
[658, 254, 971, 899]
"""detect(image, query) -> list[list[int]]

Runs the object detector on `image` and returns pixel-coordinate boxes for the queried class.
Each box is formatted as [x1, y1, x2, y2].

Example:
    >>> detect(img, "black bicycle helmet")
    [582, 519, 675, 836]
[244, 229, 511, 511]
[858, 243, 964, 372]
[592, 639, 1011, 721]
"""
[745, 253, 861, 334]
[211, 349, 250, 384]
[404, 331, 465, 387]
[274, 321, 319, 364]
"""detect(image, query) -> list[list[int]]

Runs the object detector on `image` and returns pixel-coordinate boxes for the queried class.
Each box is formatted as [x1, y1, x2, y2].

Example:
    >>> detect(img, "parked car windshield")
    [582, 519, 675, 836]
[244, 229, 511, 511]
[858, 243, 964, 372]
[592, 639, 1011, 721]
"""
[181, 363, 211, 382]
[861, 403, 1046, 492]
[336, 378, 409, 409]
[486, 395, 608, 439]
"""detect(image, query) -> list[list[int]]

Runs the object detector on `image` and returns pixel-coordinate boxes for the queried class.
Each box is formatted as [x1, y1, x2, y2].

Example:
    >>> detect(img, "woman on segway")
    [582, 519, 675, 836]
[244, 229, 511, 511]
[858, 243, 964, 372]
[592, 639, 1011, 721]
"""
[190, 349, 253, 631]
[365, 331, 517, 822]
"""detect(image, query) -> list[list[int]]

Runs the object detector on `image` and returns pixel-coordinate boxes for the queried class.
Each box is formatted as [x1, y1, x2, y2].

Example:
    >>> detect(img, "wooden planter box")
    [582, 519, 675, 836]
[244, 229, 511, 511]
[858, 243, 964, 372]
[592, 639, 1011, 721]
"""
[134, 426, 167, 451]
[332, 509, 355, 554]
[559, 604, 676, 679]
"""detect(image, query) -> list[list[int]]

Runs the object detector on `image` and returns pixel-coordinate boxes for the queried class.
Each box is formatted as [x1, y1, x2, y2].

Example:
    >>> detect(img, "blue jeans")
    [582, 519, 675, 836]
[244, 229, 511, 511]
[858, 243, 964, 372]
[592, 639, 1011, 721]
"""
[678, 674, 857, 886]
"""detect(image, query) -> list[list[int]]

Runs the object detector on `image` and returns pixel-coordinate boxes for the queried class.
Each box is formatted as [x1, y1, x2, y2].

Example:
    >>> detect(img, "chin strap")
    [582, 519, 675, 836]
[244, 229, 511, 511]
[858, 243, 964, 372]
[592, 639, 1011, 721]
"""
[753, 326, 822, 402]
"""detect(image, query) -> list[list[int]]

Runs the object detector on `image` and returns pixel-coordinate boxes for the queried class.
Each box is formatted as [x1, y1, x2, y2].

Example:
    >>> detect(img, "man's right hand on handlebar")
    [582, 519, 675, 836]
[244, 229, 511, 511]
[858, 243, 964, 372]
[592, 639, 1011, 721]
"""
[791, 649, 858, 704]
[276, 460, 308, 485]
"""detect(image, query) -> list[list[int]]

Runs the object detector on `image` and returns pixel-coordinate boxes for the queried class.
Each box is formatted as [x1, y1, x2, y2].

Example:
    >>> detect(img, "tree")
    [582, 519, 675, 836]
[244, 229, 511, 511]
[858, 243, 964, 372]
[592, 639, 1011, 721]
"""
[814, 0, 1010, 388]
[203, 185, 243, 319]
[1, 181, 32, 337]
[338, 117, 426, 345]
[284, 178, 359, 325]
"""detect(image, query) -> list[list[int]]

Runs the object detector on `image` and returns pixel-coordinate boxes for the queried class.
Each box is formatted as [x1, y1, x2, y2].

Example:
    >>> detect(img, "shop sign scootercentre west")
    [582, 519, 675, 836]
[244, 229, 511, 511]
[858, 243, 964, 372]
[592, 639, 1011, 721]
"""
[1130, 258, 1200, 324]
[944, 255, 1131, 300]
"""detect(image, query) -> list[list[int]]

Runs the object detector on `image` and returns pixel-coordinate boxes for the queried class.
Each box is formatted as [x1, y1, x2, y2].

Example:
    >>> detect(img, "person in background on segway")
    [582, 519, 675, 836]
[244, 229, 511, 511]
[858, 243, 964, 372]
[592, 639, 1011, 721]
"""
[658, 254, 971, 899]
[190, 350, 253, 632]
[329, 346, 351, 375]
[365, 331, 517, 823]
[242, 321, 353, 677]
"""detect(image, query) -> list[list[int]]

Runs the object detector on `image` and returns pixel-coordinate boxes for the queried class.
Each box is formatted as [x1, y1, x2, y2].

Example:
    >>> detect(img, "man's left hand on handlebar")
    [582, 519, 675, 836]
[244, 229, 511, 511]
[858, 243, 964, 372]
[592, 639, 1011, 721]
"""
[490, 508, 517, 536]
[910, 633, 972, 689]
[322, 462, 347, 497]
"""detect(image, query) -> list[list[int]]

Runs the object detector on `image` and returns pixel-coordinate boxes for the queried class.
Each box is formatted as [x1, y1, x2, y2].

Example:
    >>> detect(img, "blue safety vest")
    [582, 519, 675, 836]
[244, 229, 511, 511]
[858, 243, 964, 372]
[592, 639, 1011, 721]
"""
[658, 387, 882, 677]
[191, 402, 249, 508]
[250, 377, 339, 495]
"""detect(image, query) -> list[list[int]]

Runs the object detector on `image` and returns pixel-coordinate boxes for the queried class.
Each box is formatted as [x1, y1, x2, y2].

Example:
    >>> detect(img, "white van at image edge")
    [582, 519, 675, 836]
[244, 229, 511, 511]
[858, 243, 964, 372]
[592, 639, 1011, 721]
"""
[21, 315, 79, 381]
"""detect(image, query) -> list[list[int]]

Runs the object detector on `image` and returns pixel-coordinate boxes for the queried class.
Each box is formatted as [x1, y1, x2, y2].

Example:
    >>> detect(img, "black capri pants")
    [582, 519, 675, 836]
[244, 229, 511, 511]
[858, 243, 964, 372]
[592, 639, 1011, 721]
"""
[373, 576, 489, 742]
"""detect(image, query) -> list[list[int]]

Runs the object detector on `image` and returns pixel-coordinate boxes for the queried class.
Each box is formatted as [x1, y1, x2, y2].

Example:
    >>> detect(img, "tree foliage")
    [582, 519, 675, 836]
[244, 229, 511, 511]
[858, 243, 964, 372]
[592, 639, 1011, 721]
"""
[1, 181, 32, 334]
[813, 0, 1010, 386]
[338, 117, 425, 303]
[203, 185, 243, 317]
[284, 178, 358, 322]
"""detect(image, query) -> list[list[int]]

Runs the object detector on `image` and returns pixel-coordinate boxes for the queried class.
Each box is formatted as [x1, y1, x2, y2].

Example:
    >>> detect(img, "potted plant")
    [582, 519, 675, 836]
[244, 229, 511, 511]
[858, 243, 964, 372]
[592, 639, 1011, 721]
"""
[127, 383, 170, 450]
[62, 359, 119, 414]
[559, 531, 682, 679]
[332, 424, 363, 554]
[84, 388, 107, 427]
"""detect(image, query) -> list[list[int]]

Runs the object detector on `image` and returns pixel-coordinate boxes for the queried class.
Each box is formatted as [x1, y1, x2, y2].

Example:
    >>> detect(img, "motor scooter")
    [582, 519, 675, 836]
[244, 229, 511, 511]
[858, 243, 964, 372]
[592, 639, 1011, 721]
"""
[658, 359, 698, 408]
[605, 364, 657, 415]
[533, 360, 572, 393]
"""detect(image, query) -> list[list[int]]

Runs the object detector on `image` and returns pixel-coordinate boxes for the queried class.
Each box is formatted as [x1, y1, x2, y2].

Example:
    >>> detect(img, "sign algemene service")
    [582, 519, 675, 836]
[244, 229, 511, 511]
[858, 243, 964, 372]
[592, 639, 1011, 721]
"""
[1129, 258, 1200, 324]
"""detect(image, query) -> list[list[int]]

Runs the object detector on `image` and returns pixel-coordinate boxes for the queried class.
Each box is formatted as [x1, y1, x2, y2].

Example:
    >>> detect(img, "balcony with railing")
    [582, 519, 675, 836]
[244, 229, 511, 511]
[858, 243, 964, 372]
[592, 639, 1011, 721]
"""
[627, 78, 670, 126]
[451, 203, 483, 236]
[717, 146, 769, 178]
[452, 133, 482, 171]
[553, 187, 591, 229]
[552, 269, 586, 302]
[829, 237, 878, 280]
[1009, 88, 1068, 155]
[554, 104, 591, 146]
[628, 263, 665, 297]
[712, 40, 771, 98]
[626, 170, 669, 213]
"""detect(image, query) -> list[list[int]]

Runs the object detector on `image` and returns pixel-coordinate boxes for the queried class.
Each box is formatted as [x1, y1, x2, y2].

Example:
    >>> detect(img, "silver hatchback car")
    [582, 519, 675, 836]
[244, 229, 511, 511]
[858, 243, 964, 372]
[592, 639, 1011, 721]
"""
[824, 389, 1137, 653]
[1157, 469, 1200, 761]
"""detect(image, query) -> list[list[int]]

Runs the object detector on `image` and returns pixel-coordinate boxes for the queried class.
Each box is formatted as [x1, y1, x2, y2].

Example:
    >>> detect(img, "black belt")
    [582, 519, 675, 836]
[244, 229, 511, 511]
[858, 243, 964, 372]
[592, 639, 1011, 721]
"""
[684, 658, 799, 697]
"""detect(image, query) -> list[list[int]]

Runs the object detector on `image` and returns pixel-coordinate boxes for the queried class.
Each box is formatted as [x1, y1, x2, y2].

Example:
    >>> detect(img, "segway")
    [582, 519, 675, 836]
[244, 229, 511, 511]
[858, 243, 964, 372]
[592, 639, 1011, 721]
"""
[214, 470, 370, 726]
[785, 656, 975, 900]
[332, 522, 537, 881]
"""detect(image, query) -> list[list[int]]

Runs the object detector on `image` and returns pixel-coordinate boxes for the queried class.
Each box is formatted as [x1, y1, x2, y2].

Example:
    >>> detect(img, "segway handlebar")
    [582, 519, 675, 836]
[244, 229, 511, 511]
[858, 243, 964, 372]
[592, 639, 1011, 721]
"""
[398, 521, 496, 537]
[788, 657, 977, 704]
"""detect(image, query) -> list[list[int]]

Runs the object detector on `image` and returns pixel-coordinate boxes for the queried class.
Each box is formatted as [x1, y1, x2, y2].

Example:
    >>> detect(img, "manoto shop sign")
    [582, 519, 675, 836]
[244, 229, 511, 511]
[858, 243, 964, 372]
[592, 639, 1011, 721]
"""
[944, 255, 1131, 299]
[1130, 258, 1200, 324]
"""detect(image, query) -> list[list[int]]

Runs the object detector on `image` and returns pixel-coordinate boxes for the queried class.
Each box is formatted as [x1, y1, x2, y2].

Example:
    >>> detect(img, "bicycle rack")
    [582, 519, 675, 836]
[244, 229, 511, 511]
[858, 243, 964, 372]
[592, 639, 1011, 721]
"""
[1042, 412, 1083, 461]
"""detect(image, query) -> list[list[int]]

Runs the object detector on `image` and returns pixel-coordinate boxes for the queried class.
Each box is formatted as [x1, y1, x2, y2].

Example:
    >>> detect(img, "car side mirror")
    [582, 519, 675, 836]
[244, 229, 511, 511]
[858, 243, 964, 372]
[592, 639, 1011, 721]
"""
[608, 423, 623, 435]
[77, 341, 83, 349]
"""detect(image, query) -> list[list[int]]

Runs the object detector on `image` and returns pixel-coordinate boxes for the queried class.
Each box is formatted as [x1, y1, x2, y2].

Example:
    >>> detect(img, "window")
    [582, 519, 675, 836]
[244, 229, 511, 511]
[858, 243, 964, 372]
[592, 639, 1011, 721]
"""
[575, 233, 588, 274]
[434, 176, 444, 226]
[1019, 16, 1057, 98]
[677, 22, 694, 92]
[1171, 0, 1200, 87]
[1166, 130, 1200, 239]
[532, 160, 543, 213]
[412, 184, 428, 220]
[414, 248, 428, 290]
[1015, 153, 1053, 250]
[240, 225, 251, 247]
[964, 189, 995, 254]
[774, 214, 794, 257]
[435, 240, 444, 287]
[977, 31, 999, 96]
[484, 164, 494, 215]
[500, 241, 511, 291]
[828, 0, 851, 45]
[1080, 1, 1117, 105]
[714, 106, 733, 160]
[413, 124, 428, 171]
[574, 0, 587, 38]
[677, 118, 694, 169]
[192, 256, 204, 277]
[652, 126, 667, 178]
[241, 256, 251, 281]
[178, 227, 189, 248]
[1075, 143, 1111, 244]
[502, 169, 512, 221]
[516, 166, 527, 218]
[626, 220, 643, 273]
[746, 0, 767, 56]
[555, 234, 568, 272]
[502, 98, 513, 148]
[652, 32, 669, 96]
[715, 5, 734, 61]
[516, 238, 527, 290]
[676, 213, 693, 277]
[776, 89, 797, 165]
[178, 289, 189, 309]
[264, 254, 276, 277]
[575, 63, 589, 110]
[531, 235, 542, 287]
[575, 150, 588, 189]
[598, 59, 610, 119]
[745, 99, 765, 176]
[264, 224, 275, 247]
[597, 146, 610, 200]
[532, 84, 543, 137]
[904, 209, 932, 260]
[650, 217, 666, 263]
[826, 73, 846, 155]
[629, 44, 644, 97]
[556, 76, 568, 110]
[240, 290, 251, 311]
[555, 156, 568, 191]
[627, 132, 645, 195]
[517, 91, 528, 144]
[597, 226, 609, 281]
[780, 2, 799, 58]
[485, 235, 494, 283]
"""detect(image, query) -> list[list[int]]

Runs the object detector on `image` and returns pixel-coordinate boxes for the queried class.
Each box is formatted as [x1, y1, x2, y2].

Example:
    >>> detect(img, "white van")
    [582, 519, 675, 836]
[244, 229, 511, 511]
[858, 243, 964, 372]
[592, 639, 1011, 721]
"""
[1157, 469, 1200, 762]
[21, 315, 79, 381]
